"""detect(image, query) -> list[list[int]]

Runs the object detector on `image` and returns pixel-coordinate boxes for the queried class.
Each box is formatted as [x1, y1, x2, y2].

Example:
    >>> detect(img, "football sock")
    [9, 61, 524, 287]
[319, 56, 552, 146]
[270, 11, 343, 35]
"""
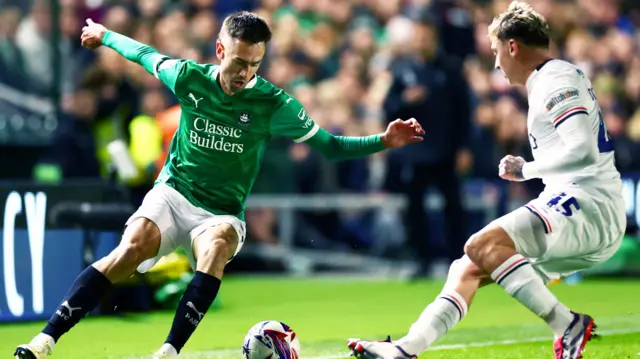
[166, 271, 221, 353]
[42, 265, 112, 342]
[395, 290, 468, 354]
[491, 254, 573, 338]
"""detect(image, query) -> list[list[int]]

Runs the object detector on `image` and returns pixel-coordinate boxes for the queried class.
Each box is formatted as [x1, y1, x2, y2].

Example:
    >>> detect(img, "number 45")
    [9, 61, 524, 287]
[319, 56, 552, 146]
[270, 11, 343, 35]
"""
[546, 192, 581, 217]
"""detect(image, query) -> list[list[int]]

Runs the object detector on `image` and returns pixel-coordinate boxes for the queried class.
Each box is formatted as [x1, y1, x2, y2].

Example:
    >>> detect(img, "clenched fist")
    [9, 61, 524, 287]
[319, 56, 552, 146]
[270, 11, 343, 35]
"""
[498, 155, 526, 182]
[81, 18, 107, 50]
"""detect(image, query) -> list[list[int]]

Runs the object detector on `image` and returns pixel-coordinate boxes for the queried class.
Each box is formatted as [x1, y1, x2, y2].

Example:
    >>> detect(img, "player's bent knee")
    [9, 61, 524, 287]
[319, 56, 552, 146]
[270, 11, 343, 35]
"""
[464, 226, 516, 263]
[193, 224, 239, 276]
[115, 218, 161, 267]
[200, 238, 232, 262]
[449, 256, 485, 281]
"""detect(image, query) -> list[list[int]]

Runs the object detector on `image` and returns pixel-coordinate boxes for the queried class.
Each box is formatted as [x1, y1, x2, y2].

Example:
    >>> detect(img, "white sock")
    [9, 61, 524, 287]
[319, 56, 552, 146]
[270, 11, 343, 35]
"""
[395, 290, 468, 355]
[491, 254, 574, 338]
[158, 343, 178, 356]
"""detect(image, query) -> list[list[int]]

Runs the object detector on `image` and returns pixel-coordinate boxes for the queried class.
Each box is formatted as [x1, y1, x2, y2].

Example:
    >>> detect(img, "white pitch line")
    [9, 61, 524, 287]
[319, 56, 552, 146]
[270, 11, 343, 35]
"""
[303, 327, 640, 359]
[114, 327, 640, 359]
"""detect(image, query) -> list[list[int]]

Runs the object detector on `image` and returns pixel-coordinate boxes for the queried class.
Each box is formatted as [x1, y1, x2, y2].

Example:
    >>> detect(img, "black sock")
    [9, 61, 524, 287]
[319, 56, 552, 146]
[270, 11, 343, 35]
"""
[42, 265, 112, 342]
[166, 271, 221, 353]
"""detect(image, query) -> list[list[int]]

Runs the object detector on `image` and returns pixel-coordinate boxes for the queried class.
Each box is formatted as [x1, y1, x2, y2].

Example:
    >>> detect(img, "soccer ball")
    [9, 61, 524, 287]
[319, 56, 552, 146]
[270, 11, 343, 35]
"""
[242, 320, 300, 359]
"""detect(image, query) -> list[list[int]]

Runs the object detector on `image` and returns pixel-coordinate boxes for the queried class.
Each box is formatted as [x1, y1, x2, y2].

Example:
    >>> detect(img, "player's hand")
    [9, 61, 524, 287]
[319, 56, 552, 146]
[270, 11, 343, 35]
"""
[498, 155, 526, 182]
[381, 118, 425, 148]
[81, 18, 107, 50]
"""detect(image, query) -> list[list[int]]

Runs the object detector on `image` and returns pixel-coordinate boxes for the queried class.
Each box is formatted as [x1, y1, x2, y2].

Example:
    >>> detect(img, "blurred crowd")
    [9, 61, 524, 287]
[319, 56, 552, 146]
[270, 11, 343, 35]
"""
[1, 0, 640, 267]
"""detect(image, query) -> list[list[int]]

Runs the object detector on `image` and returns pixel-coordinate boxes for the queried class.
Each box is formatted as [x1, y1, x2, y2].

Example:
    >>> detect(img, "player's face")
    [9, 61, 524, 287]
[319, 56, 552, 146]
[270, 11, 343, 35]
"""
[217, 38, 265, 94]
[492, 39, 517, 85]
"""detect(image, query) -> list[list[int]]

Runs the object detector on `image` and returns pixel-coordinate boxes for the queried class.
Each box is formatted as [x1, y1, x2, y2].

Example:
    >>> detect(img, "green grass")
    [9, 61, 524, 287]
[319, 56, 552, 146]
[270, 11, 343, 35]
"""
[2, 277, 639, 359]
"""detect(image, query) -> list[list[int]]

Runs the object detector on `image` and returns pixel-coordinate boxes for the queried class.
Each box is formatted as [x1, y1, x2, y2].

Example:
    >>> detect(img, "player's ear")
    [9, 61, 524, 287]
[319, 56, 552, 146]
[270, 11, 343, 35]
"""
[508, 39, 518, 56]
[215, 40, 224, 61]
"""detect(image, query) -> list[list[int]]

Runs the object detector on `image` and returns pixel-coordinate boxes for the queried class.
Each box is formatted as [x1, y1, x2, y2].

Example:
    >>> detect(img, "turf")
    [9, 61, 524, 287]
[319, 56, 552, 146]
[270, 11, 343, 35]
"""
[1, 277, 639, 359]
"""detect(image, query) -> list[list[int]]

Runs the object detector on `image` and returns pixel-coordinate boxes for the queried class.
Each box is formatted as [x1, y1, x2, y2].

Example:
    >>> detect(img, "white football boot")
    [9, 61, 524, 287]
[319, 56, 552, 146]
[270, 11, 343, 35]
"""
[347, 336, 417, 359]
[14, 334, 55, 359]
[153, 343, 179, 359]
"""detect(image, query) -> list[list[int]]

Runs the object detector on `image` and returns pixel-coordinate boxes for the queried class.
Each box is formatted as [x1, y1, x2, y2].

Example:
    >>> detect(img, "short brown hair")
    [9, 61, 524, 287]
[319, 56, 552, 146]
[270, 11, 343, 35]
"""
[488, 1, 550, 48]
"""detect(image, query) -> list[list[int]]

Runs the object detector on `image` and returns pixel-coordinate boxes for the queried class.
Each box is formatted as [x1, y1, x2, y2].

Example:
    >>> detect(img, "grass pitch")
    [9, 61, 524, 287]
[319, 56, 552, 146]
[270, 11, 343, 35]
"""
[1, 277, 639, 359]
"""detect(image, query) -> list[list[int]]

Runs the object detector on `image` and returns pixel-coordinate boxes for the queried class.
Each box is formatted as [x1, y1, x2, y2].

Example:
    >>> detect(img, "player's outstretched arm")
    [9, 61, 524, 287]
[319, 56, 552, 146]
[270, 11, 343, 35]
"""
[81, 19, 180, 90]
[305, 119, 424, 161]
[270, 94, 424, 161]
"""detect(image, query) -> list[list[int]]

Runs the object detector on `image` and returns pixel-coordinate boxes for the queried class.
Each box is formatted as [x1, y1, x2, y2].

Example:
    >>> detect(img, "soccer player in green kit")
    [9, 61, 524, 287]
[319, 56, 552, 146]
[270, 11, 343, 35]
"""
[15, 12, 424, 359]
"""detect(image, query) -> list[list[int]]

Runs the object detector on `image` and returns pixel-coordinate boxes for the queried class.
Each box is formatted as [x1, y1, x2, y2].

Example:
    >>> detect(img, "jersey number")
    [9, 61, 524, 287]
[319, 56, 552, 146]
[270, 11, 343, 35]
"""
[546, 192, 581, 217]
[588, 88, 614, 153]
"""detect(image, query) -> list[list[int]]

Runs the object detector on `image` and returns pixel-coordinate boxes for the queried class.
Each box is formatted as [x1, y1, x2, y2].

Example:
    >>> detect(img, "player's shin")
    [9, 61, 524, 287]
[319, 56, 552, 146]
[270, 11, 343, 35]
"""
[163, 271, 221, 354]
[490, 252, 573, 338]
[163, 234, 232, 354]
[395, 258, 482, 355]
[41, 265, 112, 343]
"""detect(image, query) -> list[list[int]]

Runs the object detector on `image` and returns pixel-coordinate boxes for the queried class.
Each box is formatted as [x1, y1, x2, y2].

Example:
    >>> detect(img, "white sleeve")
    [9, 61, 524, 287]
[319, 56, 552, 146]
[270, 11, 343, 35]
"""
[521, 79, 598, 179]
[522, 114, 598, 178]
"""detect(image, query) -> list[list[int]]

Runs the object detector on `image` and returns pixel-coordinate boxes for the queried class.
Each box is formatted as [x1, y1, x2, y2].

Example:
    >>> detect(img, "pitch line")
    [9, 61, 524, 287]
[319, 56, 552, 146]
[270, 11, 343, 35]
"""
[113, 327, 640, 359]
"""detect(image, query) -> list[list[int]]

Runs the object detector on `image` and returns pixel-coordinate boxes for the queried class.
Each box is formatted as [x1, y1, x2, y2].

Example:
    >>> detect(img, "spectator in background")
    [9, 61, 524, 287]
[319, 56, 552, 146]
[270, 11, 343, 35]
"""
[0, 6, 29, 91]
[3, 0, 640, 269]
[382, 9, 472, 276]
[37, 88, 101, 180]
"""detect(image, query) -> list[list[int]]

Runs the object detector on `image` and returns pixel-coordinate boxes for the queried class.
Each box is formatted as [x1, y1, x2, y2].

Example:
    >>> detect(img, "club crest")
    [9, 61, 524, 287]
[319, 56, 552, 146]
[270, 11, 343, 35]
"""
[238, 111, 251, 127]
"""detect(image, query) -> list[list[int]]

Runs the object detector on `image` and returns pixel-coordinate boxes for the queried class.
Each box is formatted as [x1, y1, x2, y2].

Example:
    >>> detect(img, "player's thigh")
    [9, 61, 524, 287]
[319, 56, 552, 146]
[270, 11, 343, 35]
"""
[126, 184, 181, 272]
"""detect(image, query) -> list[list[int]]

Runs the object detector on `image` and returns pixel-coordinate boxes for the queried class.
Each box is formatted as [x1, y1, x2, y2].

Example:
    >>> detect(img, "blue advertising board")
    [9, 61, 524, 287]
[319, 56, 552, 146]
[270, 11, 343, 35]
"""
[0, 183, 123, 323]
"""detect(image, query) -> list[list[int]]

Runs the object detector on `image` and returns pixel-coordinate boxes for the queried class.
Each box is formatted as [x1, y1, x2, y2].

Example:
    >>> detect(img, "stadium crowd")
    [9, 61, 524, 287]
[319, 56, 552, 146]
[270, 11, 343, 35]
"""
[1, 0, 640, 268]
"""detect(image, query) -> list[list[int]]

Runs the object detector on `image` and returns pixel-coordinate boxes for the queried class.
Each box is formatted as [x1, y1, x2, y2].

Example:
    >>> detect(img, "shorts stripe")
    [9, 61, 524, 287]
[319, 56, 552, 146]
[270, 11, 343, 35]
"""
[524, 205, 552, 234]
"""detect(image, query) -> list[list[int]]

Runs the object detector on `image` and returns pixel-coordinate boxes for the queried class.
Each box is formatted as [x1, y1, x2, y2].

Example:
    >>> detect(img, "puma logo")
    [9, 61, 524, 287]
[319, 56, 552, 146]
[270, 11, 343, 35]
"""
[189, 93, 203, 108]
[185, 301, 205, 326]
[56, 301, 81, 320]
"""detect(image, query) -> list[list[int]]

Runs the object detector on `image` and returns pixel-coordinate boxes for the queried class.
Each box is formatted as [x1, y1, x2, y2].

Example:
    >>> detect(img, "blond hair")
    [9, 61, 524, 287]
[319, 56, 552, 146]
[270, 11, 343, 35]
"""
[488, 1, 550, 48]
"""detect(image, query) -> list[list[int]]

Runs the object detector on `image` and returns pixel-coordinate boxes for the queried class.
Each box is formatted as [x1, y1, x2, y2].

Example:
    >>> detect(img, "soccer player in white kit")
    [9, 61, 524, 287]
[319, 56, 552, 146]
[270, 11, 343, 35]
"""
[347, 2, 626, 359]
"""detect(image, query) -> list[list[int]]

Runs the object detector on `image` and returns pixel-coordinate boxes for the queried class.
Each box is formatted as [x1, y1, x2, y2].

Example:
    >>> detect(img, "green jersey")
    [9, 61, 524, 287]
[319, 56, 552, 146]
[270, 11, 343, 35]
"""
[155, 59, 317, 218]
[103, 31, 386, 220]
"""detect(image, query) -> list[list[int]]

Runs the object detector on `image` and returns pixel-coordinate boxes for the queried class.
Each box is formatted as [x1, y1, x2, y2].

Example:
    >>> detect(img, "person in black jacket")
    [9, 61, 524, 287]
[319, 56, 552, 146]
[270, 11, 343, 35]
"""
[383, 10, 472, 276]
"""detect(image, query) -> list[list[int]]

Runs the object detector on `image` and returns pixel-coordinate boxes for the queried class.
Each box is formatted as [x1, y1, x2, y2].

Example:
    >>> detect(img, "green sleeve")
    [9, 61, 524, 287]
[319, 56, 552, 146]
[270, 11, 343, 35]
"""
[305, 128, 385, 161]
[102, 30, 185, 92]
[269, 92, 318, 142]
[269, 89, 385, 160]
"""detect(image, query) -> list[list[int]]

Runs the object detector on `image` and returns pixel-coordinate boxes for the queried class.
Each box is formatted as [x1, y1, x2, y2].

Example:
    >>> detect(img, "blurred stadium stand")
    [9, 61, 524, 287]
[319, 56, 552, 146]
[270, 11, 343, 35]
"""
[1, 0, 640, 321]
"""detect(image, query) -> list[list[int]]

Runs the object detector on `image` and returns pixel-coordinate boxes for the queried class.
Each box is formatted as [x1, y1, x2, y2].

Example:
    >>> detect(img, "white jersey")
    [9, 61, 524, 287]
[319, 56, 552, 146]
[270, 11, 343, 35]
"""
[523, 59, 621, 195]
[492, 61, 626, 284]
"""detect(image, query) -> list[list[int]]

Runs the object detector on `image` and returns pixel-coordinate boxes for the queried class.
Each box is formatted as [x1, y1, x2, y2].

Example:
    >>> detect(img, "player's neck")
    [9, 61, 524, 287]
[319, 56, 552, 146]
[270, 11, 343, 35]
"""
[216, 73, 235, 96]
[519, 52, 552, 86]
